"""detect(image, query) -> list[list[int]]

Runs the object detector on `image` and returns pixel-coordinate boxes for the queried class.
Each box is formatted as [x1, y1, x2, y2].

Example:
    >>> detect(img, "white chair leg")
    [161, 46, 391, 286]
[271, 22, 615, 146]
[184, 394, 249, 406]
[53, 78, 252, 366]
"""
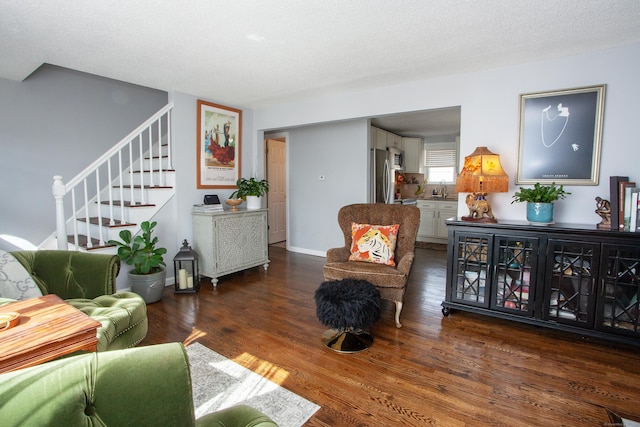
[394, 301, 403, 328]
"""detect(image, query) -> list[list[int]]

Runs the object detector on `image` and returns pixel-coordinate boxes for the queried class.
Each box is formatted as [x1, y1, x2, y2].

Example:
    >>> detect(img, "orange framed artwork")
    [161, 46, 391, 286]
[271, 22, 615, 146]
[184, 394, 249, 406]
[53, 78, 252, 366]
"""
[196, 100, 242, 189]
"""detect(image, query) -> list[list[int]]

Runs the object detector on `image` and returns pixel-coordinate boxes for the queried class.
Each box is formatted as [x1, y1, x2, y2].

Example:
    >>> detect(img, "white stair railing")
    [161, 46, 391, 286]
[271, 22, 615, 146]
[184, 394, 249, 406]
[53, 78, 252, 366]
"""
[52, 103, 173, 250]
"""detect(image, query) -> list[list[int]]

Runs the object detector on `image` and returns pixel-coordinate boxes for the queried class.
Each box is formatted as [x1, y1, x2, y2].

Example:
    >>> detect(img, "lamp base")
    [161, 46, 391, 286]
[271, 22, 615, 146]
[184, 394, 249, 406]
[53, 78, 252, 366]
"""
[462, 193, 497, 223]
[461, 215, 498, 223]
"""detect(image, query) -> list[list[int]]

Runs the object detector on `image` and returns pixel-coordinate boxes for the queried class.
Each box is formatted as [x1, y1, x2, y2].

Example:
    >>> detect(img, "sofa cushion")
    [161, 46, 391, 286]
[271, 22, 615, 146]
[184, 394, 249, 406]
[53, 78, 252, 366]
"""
[348, 223, 399, 266]
[0, 250, 43, 300]
[66, 292, 148, 352]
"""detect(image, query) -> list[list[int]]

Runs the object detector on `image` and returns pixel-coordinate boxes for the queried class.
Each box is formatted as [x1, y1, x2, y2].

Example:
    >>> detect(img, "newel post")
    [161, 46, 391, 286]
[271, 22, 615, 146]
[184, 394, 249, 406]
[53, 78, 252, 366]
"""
[52, 175, 68, 250]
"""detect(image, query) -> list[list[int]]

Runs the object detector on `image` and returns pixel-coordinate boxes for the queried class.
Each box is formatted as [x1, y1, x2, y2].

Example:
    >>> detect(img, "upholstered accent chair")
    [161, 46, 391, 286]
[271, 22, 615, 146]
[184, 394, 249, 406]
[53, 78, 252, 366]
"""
[2, 250, 147, 351]
[323, 203, 420, 328]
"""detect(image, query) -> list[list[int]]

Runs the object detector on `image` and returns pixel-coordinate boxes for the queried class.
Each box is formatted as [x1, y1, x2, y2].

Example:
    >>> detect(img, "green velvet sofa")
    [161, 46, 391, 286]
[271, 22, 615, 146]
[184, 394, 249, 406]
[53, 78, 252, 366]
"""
[2, 250, 147, 351]
[0, 342, 278, 426]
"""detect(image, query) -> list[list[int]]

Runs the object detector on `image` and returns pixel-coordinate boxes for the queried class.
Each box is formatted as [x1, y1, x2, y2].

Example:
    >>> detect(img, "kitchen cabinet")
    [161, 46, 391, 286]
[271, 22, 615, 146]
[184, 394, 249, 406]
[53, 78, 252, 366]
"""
[436, 203, 457, 239]
[192, 208, 270, 286]
[417, 201, 436, 239]
[442, 218, 640, 346]
[402, 137, 422, 173]
[417, 200, 457, 243]
[372, 126, 402, 149]
[388, 133, 402, 149]
[373, 127, 387, 150]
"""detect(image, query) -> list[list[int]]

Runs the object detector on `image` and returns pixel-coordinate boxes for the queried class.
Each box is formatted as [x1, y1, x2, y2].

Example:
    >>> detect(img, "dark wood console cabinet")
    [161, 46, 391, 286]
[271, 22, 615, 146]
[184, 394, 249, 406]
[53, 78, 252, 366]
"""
[443, 218, 640, 346]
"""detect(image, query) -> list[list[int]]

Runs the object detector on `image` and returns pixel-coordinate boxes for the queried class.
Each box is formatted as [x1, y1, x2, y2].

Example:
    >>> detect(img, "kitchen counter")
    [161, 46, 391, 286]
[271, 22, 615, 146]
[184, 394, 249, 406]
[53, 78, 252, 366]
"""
[418, 196, 459, 202]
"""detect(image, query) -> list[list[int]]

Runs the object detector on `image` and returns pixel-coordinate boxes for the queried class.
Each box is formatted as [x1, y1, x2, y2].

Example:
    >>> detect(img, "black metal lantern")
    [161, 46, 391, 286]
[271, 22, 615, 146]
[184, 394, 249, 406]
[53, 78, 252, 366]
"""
[173, 239, 200, 294]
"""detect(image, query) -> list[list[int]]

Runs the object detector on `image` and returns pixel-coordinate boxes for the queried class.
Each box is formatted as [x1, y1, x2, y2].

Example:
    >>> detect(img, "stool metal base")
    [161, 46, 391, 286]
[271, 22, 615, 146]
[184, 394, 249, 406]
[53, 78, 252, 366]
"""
[321, 329, 373, 353]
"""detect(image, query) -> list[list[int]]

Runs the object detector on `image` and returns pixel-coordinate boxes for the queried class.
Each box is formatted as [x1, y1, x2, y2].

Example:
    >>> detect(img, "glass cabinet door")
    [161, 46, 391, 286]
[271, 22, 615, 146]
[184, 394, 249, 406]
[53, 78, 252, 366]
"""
[598, 244, 640, 337]
[490, 236, 538, 316]
[451, 233, 491, 307]
[545, 239, 599, 328]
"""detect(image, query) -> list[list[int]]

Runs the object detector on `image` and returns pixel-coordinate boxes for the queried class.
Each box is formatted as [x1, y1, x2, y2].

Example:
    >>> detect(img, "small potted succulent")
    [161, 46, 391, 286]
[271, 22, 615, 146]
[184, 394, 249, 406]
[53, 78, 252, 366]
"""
[108, 220, 167, 303]
[511, 182, 571, 223]
[230, 177, 270, 209]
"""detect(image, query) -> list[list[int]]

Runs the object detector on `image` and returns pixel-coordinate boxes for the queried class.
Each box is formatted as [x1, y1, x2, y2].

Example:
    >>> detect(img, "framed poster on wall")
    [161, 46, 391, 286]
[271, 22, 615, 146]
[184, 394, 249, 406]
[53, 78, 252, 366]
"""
[197, 100, 242, 189]
[516, 85, 605, 185]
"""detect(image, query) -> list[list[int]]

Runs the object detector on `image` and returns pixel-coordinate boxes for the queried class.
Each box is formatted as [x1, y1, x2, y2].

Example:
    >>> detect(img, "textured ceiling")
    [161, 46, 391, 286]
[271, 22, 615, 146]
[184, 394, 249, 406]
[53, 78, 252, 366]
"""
[2, 1, 640, 117]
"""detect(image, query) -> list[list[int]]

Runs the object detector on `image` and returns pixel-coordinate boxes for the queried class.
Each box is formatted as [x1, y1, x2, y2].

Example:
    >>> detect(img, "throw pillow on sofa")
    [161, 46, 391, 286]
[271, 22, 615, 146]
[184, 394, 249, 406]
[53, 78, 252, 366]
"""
[0, 250, 43, 300]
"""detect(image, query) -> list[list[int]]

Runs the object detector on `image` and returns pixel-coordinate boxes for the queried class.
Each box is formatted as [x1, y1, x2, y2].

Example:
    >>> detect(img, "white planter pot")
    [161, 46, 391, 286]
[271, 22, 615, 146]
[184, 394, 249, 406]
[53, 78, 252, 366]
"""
[246, 195, 262, 209]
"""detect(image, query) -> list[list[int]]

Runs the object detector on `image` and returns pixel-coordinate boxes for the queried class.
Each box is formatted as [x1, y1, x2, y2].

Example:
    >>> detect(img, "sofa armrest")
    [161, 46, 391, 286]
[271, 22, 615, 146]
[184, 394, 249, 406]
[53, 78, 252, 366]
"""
[197, 404, 278, 427]
[0, 343, 195, 427]
[10, 250, 120, 299]
[326, 246, 350, 263]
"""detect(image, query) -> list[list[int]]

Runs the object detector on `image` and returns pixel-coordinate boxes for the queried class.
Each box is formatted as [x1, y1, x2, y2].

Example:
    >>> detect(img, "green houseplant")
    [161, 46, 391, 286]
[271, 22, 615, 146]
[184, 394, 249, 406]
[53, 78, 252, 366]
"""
[511, 182, 571, 223]
[108, 220, 167, 303]
[230, 177, 270, 199]
[230, 177, 269, 209]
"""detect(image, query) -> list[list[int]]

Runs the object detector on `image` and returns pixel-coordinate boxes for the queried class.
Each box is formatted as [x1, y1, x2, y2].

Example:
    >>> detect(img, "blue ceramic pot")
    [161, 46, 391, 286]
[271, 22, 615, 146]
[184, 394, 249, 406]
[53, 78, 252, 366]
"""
[527, 202, 554, 223]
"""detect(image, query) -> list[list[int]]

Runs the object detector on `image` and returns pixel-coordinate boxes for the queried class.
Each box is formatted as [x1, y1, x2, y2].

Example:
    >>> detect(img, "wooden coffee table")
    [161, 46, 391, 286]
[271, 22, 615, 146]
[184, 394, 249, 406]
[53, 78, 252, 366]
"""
[0, 294, 101, 373]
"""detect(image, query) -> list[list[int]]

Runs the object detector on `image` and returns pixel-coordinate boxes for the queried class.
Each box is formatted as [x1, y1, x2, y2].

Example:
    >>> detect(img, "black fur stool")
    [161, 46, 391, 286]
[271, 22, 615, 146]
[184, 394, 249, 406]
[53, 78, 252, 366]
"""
[314, 279, 381, 353]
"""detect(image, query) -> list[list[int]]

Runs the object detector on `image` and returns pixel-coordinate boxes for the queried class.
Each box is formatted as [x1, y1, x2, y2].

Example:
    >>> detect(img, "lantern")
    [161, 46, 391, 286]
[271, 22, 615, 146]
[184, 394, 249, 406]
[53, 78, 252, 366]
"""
[173, 239, 200, 293]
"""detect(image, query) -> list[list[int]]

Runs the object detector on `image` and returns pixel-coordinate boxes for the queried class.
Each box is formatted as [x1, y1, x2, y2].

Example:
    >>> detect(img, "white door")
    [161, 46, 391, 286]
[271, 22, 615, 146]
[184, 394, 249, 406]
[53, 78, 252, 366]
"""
[266, 138, 286, 244]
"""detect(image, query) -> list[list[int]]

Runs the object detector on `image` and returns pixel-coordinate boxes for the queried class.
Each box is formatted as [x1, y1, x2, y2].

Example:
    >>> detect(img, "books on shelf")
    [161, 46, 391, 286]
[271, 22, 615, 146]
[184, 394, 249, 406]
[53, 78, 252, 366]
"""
[192, 204, 223, 213]
[610, 176, 628, 231]
[610, 176, 640, 232]
[621, 181, 636, 230]
[620, 185, 640, 232]
[628, 188, 640, 232]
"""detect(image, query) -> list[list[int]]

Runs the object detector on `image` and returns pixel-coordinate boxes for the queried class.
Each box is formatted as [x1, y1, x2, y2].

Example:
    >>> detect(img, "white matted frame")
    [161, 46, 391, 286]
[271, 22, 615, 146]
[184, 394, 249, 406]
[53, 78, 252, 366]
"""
[196, 100, 242, 189]
[516, 85, 605, 185]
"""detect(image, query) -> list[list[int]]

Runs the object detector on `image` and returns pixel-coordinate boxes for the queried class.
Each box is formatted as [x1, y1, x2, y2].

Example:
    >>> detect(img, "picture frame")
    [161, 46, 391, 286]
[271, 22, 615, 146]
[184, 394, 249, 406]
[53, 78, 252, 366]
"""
[516, 85, 605, 185]
[196, 100, 242, 189]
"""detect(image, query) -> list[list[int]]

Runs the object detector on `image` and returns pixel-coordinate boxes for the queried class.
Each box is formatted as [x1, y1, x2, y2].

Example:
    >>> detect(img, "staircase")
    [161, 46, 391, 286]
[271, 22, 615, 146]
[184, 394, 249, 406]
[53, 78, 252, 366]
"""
[43, 103, 175, 253]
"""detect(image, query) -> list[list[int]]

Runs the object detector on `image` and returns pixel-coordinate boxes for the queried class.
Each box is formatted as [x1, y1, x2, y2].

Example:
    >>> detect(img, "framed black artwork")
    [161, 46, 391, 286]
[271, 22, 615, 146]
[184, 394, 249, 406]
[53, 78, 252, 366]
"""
[516, 85, 605, 185]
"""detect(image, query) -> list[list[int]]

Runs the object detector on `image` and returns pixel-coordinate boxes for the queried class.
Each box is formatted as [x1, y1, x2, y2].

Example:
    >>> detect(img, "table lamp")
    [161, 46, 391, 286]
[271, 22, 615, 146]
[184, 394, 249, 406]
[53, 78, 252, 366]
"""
[455, 146, 509, 223]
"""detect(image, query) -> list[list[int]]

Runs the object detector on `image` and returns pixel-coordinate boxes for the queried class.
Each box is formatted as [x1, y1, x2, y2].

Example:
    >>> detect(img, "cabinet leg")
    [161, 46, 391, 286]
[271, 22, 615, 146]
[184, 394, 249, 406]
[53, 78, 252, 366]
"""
[211, 278, 218, 287]
[263, 261, 270, 271]
[442, 306, 451, 316]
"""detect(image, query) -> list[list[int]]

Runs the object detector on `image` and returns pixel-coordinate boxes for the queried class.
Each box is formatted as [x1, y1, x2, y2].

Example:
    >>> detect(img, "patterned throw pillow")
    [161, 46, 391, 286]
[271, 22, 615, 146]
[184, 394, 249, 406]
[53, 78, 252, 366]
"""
[0, 250, 43, 300]
[348, 223, 400, 266]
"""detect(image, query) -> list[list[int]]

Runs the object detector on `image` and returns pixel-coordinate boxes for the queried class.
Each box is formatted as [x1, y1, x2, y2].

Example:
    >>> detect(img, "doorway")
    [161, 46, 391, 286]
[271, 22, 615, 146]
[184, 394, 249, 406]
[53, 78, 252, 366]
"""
[265, 136, 287, 245]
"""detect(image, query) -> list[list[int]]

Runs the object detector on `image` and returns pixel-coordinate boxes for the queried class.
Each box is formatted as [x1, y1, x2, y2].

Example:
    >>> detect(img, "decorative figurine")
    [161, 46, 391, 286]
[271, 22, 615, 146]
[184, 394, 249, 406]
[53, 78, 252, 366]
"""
[464, 193, 495, 221]
[595, 196, 611, 229]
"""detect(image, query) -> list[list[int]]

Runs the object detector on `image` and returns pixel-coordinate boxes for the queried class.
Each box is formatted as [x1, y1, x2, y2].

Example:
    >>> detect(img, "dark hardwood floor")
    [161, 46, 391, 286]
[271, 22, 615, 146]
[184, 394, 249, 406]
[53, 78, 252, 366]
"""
[142, 246, 640, 426]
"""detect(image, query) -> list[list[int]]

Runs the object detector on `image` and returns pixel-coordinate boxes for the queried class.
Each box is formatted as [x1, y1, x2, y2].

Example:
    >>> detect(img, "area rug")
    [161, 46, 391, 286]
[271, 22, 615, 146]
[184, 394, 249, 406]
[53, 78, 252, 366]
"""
[186, 342, 320, 427]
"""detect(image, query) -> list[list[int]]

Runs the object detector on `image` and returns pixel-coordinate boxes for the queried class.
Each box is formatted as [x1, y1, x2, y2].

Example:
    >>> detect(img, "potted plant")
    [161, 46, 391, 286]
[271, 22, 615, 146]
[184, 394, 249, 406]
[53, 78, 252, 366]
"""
[511, 182, 571, 223]
[230, 177, 269, 209]
[108, 220, 167, 303]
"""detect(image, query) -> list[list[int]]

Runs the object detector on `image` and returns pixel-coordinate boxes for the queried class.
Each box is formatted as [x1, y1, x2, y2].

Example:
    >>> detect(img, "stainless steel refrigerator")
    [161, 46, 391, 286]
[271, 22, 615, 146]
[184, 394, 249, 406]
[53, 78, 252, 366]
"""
[371, 147, 402, 204]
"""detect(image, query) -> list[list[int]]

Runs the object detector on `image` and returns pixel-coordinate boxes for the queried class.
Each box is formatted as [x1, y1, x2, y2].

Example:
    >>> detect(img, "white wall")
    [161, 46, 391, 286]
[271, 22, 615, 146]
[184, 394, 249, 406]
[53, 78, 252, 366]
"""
[285, 119, 369, 255]
[254, 44, 640, 253]
[5, 44, 639, 261]
[166, 91, 256, 255]
[0, 65, 168, 245]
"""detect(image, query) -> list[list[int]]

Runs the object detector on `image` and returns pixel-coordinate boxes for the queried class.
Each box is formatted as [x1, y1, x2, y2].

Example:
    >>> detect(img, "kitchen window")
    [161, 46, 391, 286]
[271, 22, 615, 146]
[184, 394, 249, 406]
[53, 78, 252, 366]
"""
[424, 142, 457, 184]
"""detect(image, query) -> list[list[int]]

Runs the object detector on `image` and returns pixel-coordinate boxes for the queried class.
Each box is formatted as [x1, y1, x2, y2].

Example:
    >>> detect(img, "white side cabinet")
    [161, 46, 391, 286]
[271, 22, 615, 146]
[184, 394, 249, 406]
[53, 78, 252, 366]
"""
[192, 208, 270, 286]
[417, 200, 458, 242]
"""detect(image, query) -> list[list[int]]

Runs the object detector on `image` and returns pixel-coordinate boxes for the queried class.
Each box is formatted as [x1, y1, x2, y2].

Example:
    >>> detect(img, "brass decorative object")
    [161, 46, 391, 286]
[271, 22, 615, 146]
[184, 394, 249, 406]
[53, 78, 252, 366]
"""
[595, 196, 611, 229]
[225, 198, 243, 211]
